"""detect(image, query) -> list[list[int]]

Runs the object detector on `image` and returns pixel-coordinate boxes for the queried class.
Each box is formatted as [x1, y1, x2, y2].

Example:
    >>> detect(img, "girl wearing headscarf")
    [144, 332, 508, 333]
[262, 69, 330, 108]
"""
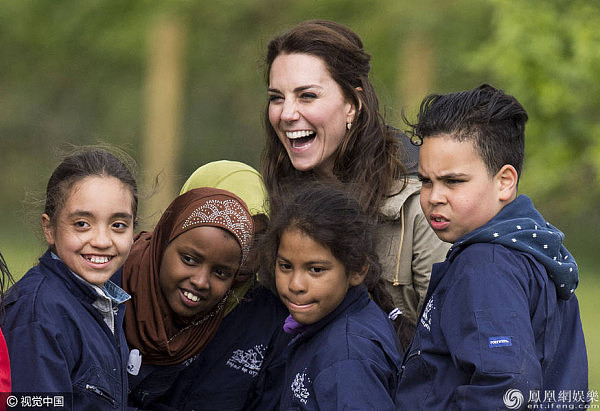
[122, 163, 289, 410]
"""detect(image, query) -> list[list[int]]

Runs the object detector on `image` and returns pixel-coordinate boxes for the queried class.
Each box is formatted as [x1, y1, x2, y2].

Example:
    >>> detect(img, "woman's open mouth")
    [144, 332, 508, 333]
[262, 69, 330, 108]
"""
[286, 130, 316, 149]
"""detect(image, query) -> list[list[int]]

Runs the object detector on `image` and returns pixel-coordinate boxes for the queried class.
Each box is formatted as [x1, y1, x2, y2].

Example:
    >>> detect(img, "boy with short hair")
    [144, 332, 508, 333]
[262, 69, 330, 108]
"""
[397, 84, 588, 410]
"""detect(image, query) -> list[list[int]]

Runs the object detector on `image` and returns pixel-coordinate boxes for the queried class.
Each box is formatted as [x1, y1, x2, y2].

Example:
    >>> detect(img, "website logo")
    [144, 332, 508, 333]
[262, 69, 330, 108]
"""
[503, 389, 524, 409]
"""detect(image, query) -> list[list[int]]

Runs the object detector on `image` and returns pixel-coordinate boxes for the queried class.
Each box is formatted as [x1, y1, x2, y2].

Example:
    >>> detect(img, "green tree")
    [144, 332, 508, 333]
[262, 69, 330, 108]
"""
[470, 0, 600, 217]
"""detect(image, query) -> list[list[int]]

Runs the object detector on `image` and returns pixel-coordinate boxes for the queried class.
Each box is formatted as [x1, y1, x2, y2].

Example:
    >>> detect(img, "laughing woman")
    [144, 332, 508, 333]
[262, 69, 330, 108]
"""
[261, 20, 449, 347]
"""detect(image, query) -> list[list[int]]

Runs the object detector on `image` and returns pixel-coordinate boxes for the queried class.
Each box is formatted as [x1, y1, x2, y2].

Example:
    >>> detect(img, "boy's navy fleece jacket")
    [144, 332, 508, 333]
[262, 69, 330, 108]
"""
[1, 250, 129, 410]
[256, 284, 402, 410]
[396, 195, 588, 410]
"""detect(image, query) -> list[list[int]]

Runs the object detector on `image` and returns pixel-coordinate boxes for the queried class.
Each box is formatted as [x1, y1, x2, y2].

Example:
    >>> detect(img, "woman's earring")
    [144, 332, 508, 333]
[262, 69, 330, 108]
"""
[346, 122, 352, 130]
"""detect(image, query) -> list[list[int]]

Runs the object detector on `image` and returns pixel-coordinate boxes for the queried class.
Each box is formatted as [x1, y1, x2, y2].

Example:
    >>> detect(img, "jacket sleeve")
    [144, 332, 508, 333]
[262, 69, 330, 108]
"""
[312, 359, 396, 410]
[5, 320, 74, 394]
[0, 330, 10, 393]
[440, 251, 541, 410]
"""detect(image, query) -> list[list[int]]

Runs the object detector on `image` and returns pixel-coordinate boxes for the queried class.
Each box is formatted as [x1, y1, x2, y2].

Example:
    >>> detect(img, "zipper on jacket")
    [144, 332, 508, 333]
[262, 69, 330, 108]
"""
[401, 349, 421, 369]
[393, 205, 405, 285]
[85, 384, 115, 406]
[400, 349, 422, 379]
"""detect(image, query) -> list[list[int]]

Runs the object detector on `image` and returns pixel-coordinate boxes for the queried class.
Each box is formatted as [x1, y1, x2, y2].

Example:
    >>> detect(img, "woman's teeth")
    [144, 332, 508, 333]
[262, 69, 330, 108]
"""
[286, 131, 316, 149]
[286, 130, 314, 139]
[183, 291, 200, 302]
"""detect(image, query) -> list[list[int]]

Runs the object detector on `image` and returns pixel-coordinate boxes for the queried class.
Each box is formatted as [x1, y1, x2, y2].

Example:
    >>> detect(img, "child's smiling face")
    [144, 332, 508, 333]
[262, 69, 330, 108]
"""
[418, 133, 514, 243]
[275, 227, 364, 325]
[42, 175, 135, 286]
[158, 226, 241, 319]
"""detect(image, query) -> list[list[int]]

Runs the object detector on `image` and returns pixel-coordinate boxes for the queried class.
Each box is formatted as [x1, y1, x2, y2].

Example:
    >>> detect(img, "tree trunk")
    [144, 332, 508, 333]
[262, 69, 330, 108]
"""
[141, 13, 186, 229]
[398, 32, 434, 121]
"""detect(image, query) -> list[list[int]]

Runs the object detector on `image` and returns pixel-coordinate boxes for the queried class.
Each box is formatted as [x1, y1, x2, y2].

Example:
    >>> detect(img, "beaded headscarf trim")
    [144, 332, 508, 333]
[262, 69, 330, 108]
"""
[182, 198, 253, 264]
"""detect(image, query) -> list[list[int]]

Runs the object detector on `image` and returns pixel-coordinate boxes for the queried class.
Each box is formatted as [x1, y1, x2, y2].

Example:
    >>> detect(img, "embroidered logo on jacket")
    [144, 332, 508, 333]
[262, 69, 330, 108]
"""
[420, 296, 434, 332]
[226, 344, 266, 376]
[489, 336, 512, 348]
[291, 369, 311, 404]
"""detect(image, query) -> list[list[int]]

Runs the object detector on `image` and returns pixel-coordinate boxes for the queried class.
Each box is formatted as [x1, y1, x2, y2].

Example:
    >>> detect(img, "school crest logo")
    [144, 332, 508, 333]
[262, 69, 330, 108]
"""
[226, 344, 266, 376]
[291, 369, 311, 404]
[420, 296, 434, 332]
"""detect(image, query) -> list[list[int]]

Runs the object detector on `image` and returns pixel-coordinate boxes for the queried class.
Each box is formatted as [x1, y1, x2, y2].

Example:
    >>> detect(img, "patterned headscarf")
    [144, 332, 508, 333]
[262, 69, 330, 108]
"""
[180, 160, 268, 217]
[122, 188, 254, 365]
[180, 160, 269, 315]
[177, 194, 253, 266]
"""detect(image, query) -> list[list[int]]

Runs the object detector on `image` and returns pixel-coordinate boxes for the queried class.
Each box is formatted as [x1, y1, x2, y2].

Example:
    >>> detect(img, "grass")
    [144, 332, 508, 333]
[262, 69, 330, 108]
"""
[578, 269, 600, 391]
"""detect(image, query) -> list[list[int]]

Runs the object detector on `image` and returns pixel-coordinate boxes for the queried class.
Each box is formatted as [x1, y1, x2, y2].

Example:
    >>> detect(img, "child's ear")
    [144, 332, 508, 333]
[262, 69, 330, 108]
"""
[41, 214, 55, 245]
[349, 263, 369, 287]
[496, 165, 518, 201]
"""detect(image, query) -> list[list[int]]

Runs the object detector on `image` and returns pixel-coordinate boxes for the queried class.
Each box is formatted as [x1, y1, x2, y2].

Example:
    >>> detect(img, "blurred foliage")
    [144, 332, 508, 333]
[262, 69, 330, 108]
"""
[1, 0, 598, 392]
[467, 0, 600, 266]
[0, 0, 599, 266]
[470, 0, 600, 215]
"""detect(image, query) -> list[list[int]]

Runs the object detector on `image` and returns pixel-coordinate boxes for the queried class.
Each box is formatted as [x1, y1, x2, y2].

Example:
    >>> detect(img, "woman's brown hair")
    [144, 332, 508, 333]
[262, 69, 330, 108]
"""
[261, 19, 405, 218]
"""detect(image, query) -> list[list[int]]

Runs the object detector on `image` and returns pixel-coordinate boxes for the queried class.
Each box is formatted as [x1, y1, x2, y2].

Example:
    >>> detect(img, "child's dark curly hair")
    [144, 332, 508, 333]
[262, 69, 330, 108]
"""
[259, 182, 414, 350]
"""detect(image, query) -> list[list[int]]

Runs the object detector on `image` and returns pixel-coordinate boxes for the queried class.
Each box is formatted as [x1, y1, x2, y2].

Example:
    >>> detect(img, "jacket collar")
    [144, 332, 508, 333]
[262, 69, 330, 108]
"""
[41, 249, 130, 305]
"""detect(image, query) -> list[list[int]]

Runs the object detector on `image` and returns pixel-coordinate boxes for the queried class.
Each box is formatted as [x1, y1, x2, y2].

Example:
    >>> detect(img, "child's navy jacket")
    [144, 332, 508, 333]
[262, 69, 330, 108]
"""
[1, 250, 130, 410]
[125, 285, 289, 410]
[273, 284, 402, 410]
[396, 195, 588, 410]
